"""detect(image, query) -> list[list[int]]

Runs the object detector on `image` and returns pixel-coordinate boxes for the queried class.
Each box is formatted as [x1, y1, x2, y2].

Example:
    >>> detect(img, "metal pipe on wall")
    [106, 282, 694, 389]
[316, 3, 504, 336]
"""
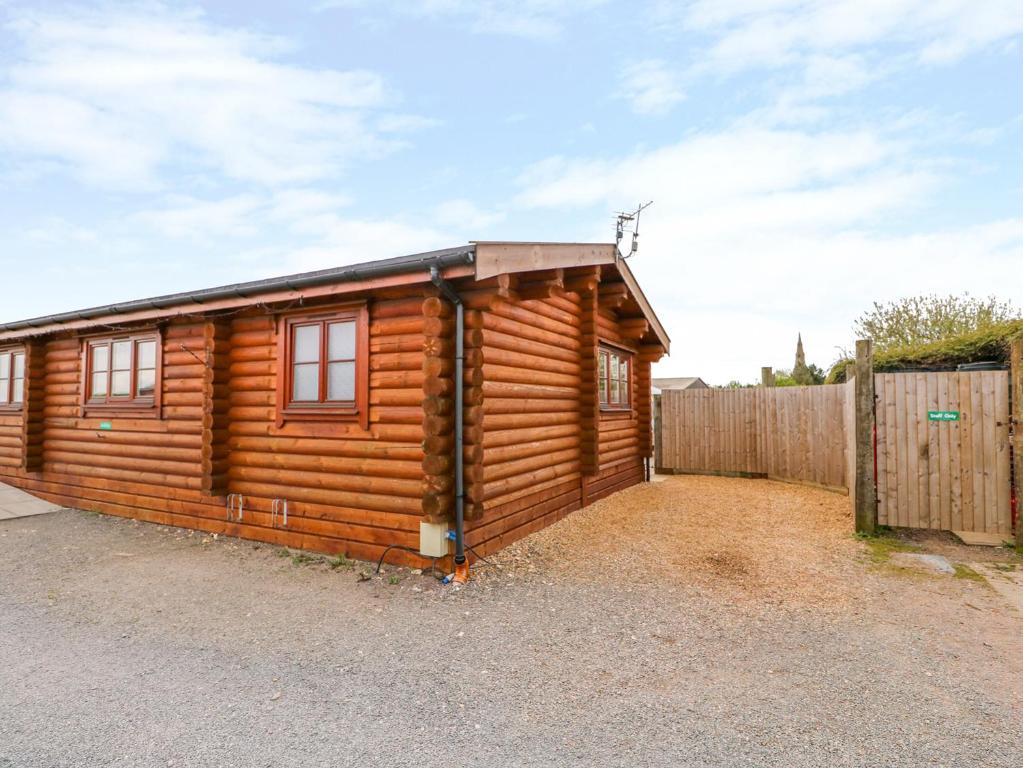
[429, 266, 468, 582]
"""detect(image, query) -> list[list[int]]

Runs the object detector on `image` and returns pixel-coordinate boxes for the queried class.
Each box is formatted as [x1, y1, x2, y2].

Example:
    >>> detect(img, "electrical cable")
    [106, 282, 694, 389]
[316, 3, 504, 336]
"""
[374, 544, 445, 581]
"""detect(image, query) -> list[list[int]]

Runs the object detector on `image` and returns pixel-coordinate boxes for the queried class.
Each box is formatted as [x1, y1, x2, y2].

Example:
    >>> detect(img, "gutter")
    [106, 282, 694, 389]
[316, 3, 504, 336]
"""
[0, 246, 476, 334]
[429, 265, 469, 584]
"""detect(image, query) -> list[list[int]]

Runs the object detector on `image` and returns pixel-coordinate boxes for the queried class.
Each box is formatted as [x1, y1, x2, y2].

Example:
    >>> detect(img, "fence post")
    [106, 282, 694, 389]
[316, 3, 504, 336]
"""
[1012, 339, 1023, 547]
[761, 367, 774, 387]
[653, 393, 663, 473]
[854, 340, 877, 534]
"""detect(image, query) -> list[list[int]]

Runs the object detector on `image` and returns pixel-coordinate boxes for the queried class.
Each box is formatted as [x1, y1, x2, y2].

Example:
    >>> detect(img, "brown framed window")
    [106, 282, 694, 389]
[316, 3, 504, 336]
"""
[598, 345, 632, 410]
[0, 347, 26, 409]
[276, 304, 369, 429]
[82, 331, 161, 413]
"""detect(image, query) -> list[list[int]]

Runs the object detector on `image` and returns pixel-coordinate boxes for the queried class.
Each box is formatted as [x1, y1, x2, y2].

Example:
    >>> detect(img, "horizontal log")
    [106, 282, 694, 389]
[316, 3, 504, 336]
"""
[485, 447, 579, 483]
[482, 313, 576, 353]
[482, 411, 577, 431]
[231, 451, 422, 480]
[483, 328, 578, 364]
[46, 461, 201, 490]
[483, 381, 577, 400]
[226, 480, 421, 517]
[229, 465, 423, 500]
[375, 333, 429, 355]
[369, 388, 423, 408]
[44, 449, 198, 476]
[483, 436, 579, 467]
[483, 459, 580, 503]
[482, 363, 579, 389]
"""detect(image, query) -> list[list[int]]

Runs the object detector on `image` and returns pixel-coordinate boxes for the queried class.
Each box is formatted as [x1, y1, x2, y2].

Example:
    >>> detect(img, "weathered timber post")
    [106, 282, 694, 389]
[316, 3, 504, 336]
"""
[653, 393, 663, 473]
[1011, 338, 1023, 546]
[854, 339, 877, 534]
[761, 367, 774, 387]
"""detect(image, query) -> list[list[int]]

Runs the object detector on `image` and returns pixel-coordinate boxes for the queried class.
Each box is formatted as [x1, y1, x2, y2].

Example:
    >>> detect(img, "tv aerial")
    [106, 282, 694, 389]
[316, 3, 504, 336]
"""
[615, 201, 652, 258]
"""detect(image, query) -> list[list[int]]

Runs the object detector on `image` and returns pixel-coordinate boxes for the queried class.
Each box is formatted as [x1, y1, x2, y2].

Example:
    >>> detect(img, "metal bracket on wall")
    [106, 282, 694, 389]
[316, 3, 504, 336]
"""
[270, 498, 288, 528]
[226, 493, 244, 522]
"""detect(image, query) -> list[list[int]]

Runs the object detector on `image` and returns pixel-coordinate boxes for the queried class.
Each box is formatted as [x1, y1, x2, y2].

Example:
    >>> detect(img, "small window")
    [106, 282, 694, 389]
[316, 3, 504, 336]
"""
[277, 304, 368, 428]
[0, 348, 26, 409]
[83, 332, 160, 411]
[599, 345, 632, 410]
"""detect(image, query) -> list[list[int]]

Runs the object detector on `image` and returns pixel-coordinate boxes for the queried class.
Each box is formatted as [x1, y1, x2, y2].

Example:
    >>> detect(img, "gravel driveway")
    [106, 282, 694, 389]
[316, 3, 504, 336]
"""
[1, 476, 1021, 767]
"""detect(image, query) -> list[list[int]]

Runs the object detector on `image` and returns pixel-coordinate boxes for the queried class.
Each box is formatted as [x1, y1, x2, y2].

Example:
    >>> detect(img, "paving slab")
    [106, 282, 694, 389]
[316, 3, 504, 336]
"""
[972, 564, 1023, 615]
[952, 530, 1013, 547]
[0, 483, 64, 520]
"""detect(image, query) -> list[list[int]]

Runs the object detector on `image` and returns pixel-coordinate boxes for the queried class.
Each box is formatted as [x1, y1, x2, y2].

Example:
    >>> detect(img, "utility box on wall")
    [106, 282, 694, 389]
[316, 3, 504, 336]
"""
[419, 521, 450, 558]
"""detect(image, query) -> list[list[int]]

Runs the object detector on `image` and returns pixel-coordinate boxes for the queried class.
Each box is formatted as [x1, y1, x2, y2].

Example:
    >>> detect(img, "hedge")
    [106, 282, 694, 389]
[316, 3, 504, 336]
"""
[826, 319, 1023, 383]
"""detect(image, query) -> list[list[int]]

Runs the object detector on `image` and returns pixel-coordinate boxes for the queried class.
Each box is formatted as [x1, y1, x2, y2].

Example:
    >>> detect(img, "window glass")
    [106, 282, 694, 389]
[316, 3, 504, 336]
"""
[111, 371, 131, 397]
[112, 340, 132, 371]
[328, 361, 355, 401]
[599, 346, 631, 408]
[293, 325, 320, 364]
[92, 372, 108, 398]
[12, 353, 24, 379]
[137, 340, 156, 370]
[92, 345, 109, 373]
[12, 378, 23, 403]
[137, 368, 156, 397]
[0, 353, 9, 404]
[292, 362, 319, 401]
[328, 321, 356, 360]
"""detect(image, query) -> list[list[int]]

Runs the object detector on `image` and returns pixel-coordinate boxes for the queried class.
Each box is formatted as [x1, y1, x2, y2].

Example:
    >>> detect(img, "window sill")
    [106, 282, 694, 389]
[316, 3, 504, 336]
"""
[276, 406, 361, 427]
[600, 407, 635, 417]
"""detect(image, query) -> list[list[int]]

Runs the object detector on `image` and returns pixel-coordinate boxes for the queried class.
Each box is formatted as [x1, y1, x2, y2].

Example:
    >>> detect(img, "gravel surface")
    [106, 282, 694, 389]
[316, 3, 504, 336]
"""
[1, 476, 1021, 767]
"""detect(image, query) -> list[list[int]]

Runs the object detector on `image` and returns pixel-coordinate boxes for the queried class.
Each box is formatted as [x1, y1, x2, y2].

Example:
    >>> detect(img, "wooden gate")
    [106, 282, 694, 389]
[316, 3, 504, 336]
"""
[874, 371, 1011, 534]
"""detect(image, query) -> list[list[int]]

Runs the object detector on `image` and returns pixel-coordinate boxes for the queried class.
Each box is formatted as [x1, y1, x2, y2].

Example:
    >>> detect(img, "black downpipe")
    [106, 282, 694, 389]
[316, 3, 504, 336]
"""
[429, 266, 466, 568]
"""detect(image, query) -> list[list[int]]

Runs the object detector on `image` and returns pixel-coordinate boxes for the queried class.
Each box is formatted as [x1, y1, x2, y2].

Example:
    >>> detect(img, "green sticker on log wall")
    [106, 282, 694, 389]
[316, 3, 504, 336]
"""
[928, 411, 959, 421]
[98, 421, 113, 430]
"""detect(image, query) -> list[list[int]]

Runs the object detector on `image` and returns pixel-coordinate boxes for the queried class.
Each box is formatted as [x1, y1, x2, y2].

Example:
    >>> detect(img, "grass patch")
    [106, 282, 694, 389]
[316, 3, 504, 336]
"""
[290, 552, 321, 567]
[953, 564, 985, 582]
[329, 553, 354, 571]
[856, 531, 921, 564]
[388, 574, 402, 585]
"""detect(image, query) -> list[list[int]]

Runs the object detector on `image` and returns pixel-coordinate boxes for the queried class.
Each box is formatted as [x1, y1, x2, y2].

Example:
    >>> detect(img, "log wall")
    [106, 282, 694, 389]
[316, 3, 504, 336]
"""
[466, 285, 650, 556]
[0, 273, 658, 564]
[0, 297, 432, 564]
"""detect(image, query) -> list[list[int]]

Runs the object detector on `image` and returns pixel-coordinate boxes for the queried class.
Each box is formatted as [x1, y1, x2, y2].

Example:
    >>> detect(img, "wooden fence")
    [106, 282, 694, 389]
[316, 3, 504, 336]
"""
[875, 371, 1011, 534]
[656, 369, 1014, 535]
[657, 384, 853, 492]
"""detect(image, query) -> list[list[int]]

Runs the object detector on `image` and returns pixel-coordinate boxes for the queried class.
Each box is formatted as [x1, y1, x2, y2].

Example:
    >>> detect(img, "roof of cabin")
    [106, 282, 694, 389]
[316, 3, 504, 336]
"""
[0, 241, 669, 351]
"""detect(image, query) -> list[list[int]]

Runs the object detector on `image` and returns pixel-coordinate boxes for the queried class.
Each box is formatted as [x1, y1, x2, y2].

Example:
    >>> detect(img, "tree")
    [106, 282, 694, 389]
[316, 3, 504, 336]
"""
[854, 294, 1018, 351]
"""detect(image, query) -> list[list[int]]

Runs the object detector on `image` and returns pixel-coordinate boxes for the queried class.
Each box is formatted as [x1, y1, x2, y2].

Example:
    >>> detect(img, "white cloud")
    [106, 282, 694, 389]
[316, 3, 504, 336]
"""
[617, 60, 686, 116]
[513, 120, 1023, 383]
[673, 0, 1023, 73]
[318, 0, 608, 39]
[0, 4, 426, 188]
[432, 198, 505, 230]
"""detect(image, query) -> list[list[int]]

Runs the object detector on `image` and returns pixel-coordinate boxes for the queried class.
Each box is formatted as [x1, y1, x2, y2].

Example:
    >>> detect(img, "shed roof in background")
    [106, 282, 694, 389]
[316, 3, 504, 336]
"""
[653, 377, 709, 391]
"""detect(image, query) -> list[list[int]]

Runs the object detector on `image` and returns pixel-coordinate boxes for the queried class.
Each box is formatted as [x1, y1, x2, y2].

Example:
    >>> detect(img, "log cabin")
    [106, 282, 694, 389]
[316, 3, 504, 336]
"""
[0, 242, 668, 576]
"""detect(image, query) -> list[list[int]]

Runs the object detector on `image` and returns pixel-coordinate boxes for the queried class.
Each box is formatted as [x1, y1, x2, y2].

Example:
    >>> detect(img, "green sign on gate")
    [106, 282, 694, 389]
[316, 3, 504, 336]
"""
[928, 410, 960, 421]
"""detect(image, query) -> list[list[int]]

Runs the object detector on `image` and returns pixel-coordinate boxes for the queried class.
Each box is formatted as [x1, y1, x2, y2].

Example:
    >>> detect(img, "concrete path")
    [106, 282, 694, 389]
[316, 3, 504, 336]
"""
[0, 482, 63, 520]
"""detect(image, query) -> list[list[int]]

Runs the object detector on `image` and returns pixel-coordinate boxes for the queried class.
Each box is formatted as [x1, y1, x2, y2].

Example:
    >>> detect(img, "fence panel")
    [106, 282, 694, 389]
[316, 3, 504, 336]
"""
[874, 371, 1011, 534]
[658, 385, 849, 491]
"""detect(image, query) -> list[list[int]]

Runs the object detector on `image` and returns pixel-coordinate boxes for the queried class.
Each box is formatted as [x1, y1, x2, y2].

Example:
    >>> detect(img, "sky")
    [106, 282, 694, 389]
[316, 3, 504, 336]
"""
[1, 1, 1021, 385]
